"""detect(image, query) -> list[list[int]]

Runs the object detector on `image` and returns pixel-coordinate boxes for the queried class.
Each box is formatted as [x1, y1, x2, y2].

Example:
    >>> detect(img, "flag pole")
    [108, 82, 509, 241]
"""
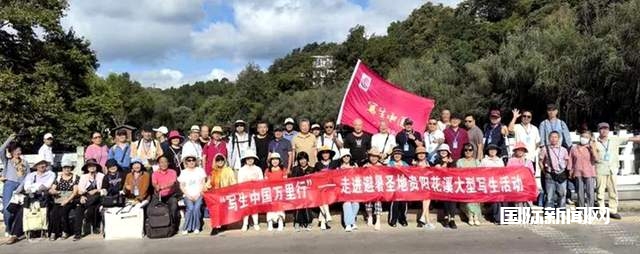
[336, 59, 361, 126]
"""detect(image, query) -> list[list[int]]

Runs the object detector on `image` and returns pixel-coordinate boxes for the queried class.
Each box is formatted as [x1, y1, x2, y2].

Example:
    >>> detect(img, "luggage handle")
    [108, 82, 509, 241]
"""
[116, 205, 135, 215]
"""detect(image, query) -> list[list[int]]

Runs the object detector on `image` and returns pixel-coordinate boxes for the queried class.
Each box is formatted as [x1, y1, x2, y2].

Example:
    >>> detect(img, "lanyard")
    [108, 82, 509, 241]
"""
[452, 129, 461, 143]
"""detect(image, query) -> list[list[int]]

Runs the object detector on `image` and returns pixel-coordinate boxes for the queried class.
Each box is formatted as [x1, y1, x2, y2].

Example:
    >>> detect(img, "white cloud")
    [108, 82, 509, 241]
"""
[62, 0, 205, 63]
[129, 67, 241, 89]
[190, 0, 425, 61]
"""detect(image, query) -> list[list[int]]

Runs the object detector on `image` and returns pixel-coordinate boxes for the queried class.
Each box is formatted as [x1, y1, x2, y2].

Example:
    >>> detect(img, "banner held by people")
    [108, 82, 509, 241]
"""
[203, 166, 537, 227]
[337, 59, 436, 134]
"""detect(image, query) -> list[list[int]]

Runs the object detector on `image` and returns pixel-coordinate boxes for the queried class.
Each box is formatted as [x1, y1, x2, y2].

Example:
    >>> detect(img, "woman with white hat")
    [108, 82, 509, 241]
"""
[363, 148, 384, 231]
[265, 153, 287, 231]
[338, 149, 359, 232]
[6, 155, 55, 244]
[177, 153, 207, 235]
[433, 144, 458, 229]
[48, 158, 80, 241]
[237, 150, 263, 231]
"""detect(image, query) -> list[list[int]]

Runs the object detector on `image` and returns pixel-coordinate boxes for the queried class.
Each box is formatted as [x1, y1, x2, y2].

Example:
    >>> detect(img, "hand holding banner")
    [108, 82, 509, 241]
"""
[203, 166, 537, 227]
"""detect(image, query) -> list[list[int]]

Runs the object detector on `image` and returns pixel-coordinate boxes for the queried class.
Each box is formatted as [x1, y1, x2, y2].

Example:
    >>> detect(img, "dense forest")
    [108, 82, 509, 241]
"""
[2, 0, 640, 150]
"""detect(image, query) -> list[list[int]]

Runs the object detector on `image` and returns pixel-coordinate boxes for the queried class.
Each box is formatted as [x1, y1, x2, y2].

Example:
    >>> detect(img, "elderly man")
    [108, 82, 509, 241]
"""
[292, 119, 317, 165]
[464, 115, 484, 160]
[131, 125, 164, 169]
[483, 109, 509, 157]
[38, 133, 55, 165]
[316, 120, 343, 160]
[594, 122, 640, 219]
[344, 119, 372, 166]
[269, 126, 294, 171]
[437, 109, 451, 132]
[396, 118, 423, 164]
[371, 120, 397, 161]
[509, 109, 541, 163]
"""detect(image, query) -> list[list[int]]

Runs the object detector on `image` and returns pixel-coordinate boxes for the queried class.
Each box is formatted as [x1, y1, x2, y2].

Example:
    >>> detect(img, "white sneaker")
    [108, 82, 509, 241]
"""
[253, 225, 261, 231]
[305, 225, 313, 231]
[4, 232, 9, 238]
[367, 216, 373, 226]
[181, 230, 188, 235]
[241, 224, 248, 232]
[268, 223, 274, 232]
[277, 219, 284, 231]
[193, 230, 200, 234]
[320, 221, 327, 230]
[345, 225, 353, 232]
[374, 222, 381, 231]
[352, 224, 358, 230]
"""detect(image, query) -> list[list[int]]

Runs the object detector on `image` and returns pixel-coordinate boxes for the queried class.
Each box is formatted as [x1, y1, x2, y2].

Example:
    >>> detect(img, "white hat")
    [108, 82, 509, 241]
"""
[153, 126, 169, 135]
[61, 158, 74, 168]
[181, 152, 199, 161]
[234, 120, 247, 126]
[31, 155, 50, 169]
[339, 149, 351, 158]
[241, 150, 259, 161]
[268, 152, 282, 161]
[190, 125, 200, 133]
[311, 124, 321, 130]
[43, 133, 53, 140]
[437, 144, 451, 153]
[284, 117, 295, 125]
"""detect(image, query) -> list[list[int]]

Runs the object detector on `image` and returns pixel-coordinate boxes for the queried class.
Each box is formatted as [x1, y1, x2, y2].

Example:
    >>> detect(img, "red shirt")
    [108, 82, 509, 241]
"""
[152, 169, 178, 197]
[265, 168, 286, 181]
[203, 140, 228, 176]
[443, 127, 469, 161]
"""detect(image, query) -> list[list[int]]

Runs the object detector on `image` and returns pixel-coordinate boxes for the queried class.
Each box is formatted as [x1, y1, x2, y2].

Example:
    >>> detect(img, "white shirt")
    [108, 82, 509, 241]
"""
[38, 144, 54, 164]
[513, 123, 541, 161]
[227, 132, 256, 170]
[371, 132, 397, 157]
[423, 130, 445, 153]
[316, 133, 343, 160]
[437, 121, 449, 132]
[182, 140, 203, 161]
[177, 167, 207, 197]
[480, 157, 505, 167]
[238, 165, 264, 183]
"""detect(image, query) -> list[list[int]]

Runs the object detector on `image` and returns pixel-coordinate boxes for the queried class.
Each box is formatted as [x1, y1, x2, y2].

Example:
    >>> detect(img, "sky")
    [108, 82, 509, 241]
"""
[61, 0, 462, 89]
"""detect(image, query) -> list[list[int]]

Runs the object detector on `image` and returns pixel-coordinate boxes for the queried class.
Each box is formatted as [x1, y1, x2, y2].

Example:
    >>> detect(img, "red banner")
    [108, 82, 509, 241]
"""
[203, 166, 537, 227]
[337, 60, 436, 134]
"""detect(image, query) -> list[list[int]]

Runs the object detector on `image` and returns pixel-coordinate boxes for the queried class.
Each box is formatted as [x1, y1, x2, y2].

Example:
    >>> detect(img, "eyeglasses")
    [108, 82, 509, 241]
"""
[464, 149, 474, 152]
[325, 126, 334, 129]
[428, 123, 437, 125]
[522, 115, 532, 118]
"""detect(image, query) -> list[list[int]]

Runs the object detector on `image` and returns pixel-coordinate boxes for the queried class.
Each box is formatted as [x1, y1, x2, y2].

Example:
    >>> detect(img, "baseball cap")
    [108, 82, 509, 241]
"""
[598, 122, 610, 129]
[403, 118, 414, 125]
[284, 117, 295, 125]
[43, 133, 53, 140]
[152, 126, 169, 135]
[190, 125, 200, 133]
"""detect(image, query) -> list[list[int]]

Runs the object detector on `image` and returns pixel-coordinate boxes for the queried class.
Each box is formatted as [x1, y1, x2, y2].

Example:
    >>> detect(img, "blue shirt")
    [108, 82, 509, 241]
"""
[0, 136, 28, 183]
[268, 138, 292, 167]
[283, 131, 298, 142]
[108, 144, 131, 169]
[539, 119, 572, 148]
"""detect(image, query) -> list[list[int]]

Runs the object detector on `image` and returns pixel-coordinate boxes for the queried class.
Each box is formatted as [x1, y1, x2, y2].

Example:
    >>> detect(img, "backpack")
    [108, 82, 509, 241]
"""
[145, 196, 174, 238]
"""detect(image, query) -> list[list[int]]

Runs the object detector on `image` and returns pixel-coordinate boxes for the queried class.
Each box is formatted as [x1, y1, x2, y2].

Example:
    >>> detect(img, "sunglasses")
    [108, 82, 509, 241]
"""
[522, 115, 532, 118]
[464, 149, 474, 152]
[428, 123, 437, 125]
[325, 126, 334, 129]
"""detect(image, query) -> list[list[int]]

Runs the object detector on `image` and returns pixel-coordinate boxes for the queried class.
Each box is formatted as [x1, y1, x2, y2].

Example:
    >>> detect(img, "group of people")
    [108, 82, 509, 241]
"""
[2, 104, 639, 244]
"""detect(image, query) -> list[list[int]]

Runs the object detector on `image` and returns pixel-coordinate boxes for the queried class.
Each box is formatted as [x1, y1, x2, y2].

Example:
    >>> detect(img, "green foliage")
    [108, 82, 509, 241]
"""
[3, 0, 640, 150]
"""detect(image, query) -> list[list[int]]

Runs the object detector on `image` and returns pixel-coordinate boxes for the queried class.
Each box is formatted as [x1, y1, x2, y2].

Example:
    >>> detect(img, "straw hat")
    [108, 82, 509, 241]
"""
[317, 146, 336, 161]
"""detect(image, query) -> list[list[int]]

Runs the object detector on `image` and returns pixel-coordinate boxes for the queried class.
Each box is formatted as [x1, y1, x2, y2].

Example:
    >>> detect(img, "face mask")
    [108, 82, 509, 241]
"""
[580, 137, 590, 145]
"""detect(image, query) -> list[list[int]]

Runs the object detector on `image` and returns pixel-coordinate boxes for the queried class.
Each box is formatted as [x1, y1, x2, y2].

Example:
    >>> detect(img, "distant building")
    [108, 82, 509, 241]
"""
[311, 55, 335, 86]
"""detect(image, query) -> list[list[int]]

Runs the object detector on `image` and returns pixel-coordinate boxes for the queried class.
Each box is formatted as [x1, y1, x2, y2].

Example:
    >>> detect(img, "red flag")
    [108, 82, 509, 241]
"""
[337, 60, 436, 134]
[204, 166, 537, 227]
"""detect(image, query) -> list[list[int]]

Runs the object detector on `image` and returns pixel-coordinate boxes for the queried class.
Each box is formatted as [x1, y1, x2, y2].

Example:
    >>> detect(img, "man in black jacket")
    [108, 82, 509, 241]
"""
[396, 118, 424, 164]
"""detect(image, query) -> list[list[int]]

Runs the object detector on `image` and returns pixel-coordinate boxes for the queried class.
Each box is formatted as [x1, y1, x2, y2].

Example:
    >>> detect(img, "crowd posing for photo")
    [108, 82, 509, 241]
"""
[2, 103, 639, 244]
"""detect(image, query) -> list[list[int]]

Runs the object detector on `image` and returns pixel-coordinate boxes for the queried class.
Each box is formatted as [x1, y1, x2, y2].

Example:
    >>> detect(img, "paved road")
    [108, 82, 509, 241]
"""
[2, 215, 639, 254]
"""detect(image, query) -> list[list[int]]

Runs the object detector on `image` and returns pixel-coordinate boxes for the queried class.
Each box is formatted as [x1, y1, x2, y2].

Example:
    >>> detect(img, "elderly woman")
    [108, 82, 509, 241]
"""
[152, 156, 180, 233]
[124, 158, 151, 206]
[73, 159, 105, 241]
[1, 134, 28, 239]
[456, 143, 481, 226]
[48, 159, 80, 241]
[178, 153, 207, 235]
[85, 131, 109, 169]
[6, 156, 55, 244]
